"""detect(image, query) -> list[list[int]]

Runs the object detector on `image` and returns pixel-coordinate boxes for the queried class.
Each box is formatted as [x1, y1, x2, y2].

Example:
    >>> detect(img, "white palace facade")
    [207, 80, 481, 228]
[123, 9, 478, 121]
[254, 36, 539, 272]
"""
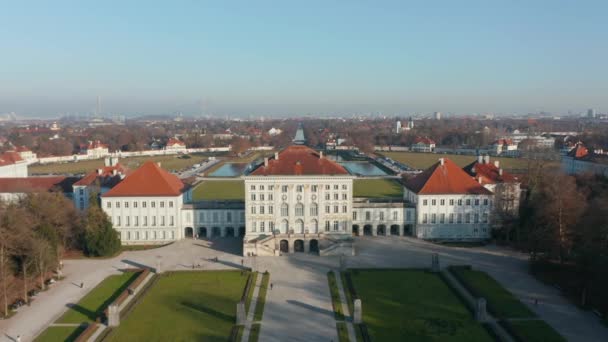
[95, 145, 521, 256]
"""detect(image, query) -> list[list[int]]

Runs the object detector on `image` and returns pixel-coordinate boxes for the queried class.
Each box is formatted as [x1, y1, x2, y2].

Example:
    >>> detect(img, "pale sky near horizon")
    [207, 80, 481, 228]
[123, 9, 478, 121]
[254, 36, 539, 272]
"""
[1, 1, 607, 117]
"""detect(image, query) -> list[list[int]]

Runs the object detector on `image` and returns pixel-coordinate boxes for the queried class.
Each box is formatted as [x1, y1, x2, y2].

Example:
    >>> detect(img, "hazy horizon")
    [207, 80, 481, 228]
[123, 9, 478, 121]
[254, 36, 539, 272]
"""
[1, 1, 606, 117]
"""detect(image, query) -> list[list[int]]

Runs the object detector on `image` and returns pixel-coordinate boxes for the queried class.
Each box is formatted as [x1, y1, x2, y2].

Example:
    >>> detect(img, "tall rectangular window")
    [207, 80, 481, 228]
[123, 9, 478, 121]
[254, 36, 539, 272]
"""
[160, 201, 165, 208]
[449, 213, 454, 223]
[282, 185, 288, 193]
[269, 206, 274, 214]
[431, 214, 436, 224]
[170, 216, 174, 226]
[312, 185, 317, 192]
[422, 214, 428, 223]
[353, 212, 357, 220]
[134, 216, 139, 226]
[227, 212, 232, 222]
[365, 211, 371, 220]
[393, 211, 398, 220]
[440, 214, 445, 223]
[296, 185, 303, 192]
[152, 216, 156, 226]
[457, 213, 462, 224]
[260, 206, 265, 214]
[161, 216, 165, 226]
[379, 212, 384, 221]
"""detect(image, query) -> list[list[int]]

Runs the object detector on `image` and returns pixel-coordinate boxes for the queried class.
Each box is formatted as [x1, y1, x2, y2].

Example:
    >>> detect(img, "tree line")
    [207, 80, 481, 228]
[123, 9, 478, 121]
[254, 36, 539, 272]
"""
[0, 192, 119, 317]
[501, 163, 608, 317]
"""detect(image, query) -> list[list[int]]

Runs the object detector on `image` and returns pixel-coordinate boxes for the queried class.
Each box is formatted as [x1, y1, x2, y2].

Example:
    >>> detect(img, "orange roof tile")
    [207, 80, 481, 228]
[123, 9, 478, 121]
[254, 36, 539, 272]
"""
[0, 177, 77, 193]
[405, 158, 492, 195]
[463, 160, 518, 185]
[0, 151, 24, 166]
[167, 138, 185, 146]
[74, 163, 129, 186]
[250, 145, 349, 176]
[102, 161, 184, 197]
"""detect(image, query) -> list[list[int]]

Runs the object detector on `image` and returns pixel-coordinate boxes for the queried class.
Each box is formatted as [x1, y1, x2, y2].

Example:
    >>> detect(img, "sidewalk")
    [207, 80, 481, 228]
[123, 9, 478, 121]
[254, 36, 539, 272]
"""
[333, 270, 356, 342]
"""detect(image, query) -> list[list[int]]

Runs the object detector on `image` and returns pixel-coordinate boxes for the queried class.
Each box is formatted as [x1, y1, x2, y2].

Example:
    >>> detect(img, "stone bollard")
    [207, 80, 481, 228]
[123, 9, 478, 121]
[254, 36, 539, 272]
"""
[108, 304, 120, 327]
[431, 253, 440, 273]
[353, 299, 362, 324]
[236, 301, 246, 325]
[475, 298, 488, 322]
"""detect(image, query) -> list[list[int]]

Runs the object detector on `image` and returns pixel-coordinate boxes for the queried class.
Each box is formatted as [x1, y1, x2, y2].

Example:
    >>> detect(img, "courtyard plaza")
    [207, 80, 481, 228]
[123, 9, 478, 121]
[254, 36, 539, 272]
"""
[1, 237, 607, 342]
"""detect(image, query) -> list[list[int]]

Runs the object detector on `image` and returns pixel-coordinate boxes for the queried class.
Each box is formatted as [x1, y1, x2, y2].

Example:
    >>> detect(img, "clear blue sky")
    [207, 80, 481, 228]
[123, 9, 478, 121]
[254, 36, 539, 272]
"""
[1, 1, 606, 117]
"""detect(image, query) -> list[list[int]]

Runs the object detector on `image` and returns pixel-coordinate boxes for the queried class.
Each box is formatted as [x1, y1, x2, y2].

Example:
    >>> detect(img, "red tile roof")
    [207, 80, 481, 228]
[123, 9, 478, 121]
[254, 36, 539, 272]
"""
[493, 139, 514, 146]
[0, 151, 24, 166]
[405, 158, 492, 195]
[74, 163, 129, 186]
[0, 177, 76, 193]
[81, 140, 109, 150]
[102, 161, 185, 197]
[250, 145, 349, 176]
[567, 143, 589, 159]
[13, 146, 31, 152]
[167, 138, 185, 146]
[414, 137, 436, 145]
[463, 160, 518, 185]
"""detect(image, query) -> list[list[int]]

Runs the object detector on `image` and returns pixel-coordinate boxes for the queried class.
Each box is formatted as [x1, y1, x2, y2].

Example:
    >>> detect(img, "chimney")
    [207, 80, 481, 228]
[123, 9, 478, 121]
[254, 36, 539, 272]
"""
[471, 166, 476, 174]
[484, 155, 490, 164]
[494, 160, 500, 168]
[112, 169, 117, 176]
[319, 151, 323, 159]
[97, 169, 103, 175]
[478, 176, 483, 184]
[439, 158, 445, 165]
[157, 162, 161, 167]
[477, 155, 483, 163]
[264, 157, 269, 167]
[499, 169, 503, 176]
[274, 152, 279, 160]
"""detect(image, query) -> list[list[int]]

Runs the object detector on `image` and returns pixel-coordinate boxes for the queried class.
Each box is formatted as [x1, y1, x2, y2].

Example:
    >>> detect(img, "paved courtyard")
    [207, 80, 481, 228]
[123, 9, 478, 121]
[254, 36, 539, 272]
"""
[1, 236, 607, 341]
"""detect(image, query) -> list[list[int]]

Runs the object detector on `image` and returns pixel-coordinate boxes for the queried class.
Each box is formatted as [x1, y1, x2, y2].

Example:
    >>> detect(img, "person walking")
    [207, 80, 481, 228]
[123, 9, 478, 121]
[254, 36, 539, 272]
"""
[270, 283, 274, 290]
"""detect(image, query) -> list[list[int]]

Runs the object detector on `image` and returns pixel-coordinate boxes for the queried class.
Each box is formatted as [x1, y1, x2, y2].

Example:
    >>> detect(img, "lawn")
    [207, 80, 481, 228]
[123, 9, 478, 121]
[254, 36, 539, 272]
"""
[327, 271, 344, 320]
[382, 151, 544, 171]
[34, 326, 86, 342]
[353, 179, 403, 198]
[245, 272, 259, 313]
[348, 269, 493, 341]
[193, 180, 245, 201]
[107, 271, 248, 342]
[253, 272, 270, 322]
[336, 322, 349, 342]
[57, 272, 139, 323]
[29, 154, 211, 175]
[450, 267, 535, 319]
[506, 320, 567, 342]
[248, 323, 261, 342]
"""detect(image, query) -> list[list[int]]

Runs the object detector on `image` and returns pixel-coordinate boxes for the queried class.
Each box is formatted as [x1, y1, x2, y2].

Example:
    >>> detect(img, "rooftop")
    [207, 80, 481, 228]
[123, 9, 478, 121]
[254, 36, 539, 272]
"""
[250, 145, 349, 176]
[0, 176, 78, 194]
[102, 161, 185, 197]
[0, 151, 24, 166]
[463, 157, 518, 185]
[405, 158, 492, 195]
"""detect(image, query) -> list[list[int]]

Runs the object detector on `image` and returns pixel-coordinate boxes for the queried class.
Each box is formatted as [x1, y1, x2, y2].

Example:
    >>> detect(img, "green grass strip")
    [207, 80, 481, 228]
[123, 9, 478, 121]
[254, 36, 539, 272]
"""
[253, 272, 270, 322]
[451, 267, 535, 318]
[336, 322, 349, 342]
[354, 324, 364, 342]
[57, 272, 139, 323]
[328, 271, 345, 320]
[248, 323, 261, 342]
[245, 272, 259, 313]
[34, 325, 87, 342]
[341, 272, 354, 316]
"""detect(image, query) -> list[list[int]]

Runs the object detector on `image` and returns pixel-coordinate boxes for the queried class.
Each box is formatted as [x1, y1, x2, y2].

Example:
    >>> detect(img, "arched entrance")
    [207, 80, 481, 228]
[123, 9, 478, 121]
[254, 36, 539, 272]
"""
[309, 239, 319, 253]
[390, 225, 400, 236]
[280, 240, 289, 253]
[377, 225, 386, 236]
[294, 239, 304, 252]
[198, 227, 207, 238]
[352, 225, 360, 236]
[363, 225, 373, 236]
[185, 227, 194, 238]
[226, 227, 235, 237]
[212, 227, 221, 237]
[238, 227, 245, 237]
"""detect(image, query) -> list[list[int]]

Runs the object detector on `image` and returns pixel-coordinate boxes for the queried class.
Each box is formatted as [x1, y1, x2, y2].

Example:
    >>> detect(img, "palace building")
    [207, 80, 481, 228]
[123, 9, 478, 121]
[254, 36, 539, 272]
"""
[96, 143, 519, 256]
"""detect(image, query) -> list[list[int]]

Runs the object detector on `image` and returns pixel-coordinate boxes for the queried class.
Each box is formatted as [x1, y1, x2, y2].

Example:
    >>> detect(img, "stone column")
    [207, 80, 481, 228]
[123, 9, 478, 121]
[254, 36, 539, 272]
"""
[401, 225, 406, 236]
[475, 298, 488, 322]
[234, 228, 239, 238]
[220, 227, 226, 238]
[289, 240, 294, 253]
[353, 299, 362, 324]
[304, 240, 310, 253]
[372, 226, 377, 236]
[108, 304, 120, 327]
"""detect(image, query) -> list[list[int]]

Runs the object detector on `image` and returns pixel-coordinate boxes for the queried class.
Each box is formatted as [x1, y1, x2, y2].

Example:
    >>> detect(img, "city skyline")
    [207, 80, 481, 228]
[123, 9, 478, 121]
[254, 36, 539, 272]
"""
[1, 1, 607, 117]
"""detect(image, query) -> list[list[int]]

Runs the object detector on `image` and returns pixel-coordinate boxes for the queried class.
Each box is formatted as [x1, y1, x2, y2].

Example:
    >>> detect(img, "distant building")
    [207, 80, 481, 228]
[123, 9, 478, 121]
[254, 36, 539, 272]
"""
[11, 146, 37, 162]
[396, 121, 402, 133]
[81, 140, 110, 158]
[411, 137, 436, 152]
[0, 151, 28, 177]
[293, 123, 306, 145]
[73, 157, 128, 210]
[490, 139, 517, 155]
[268, 127, 283, 136]
[165, 138, 187, 151]
[404, 158, 493, 240]
[588, 108, 596, 118]
[463, 156, 522, 219]
[0, 176, 77, 202]
[561, 142, 608, 177]
[434, 112, 442, 120]
[406, 117, 414, 130]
